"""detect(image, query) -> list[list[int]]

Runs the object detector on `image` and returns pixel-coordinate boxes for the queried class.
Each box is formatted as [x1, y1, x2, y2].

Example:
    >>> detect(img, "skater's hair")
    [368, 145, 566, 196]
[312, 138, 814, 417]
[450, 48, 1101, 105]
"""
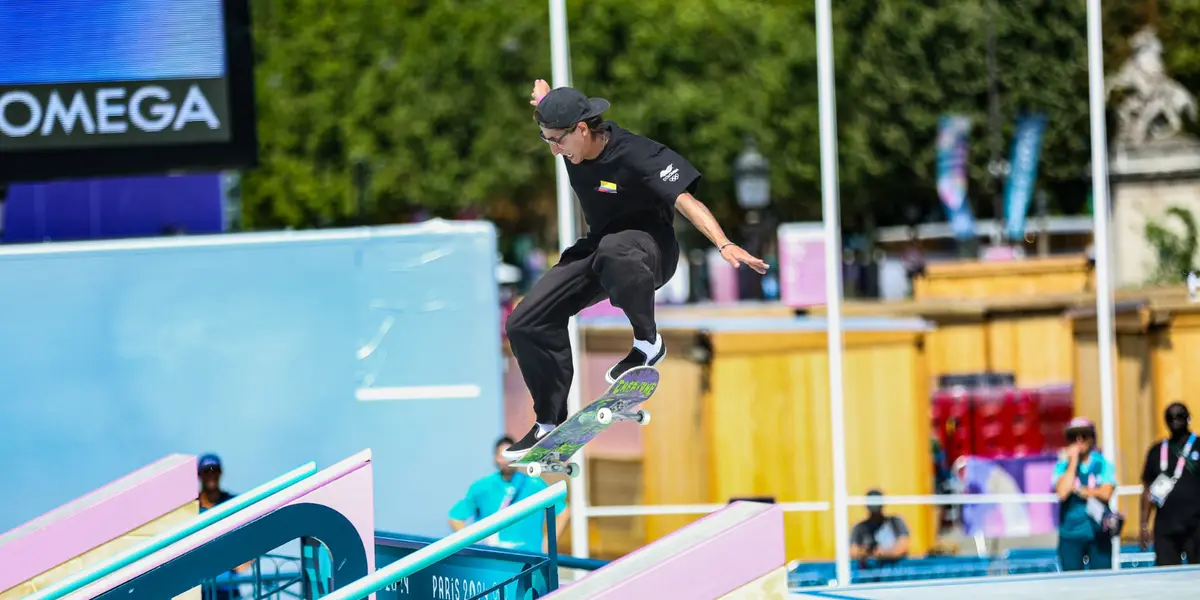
[581, 116, 609, 135]
[496, 436, 515, 448]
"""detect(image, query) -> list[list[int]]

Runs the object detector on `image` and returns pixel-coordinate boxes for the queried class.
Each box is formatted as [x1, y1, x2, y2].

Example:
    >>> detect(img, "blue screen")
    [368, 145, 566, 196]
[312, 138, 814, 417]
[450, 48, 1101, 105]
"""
[0, 0, 226, 86]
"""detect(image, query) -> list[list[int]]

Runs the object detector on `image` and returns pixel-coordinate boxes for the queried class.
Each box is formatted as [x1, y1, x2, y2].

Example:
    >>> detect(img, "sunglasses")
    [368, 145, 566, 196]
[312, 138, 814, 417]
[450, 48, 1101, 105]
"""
[539, 124, 577, 146]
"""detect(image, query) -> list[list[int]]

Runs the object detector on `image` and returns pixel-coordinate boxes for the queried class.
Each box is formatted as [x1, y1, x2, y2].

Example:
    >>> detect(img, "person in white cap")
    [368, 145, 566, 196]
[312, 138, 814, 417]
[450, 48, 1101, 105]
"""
[1052, 417, 1116, 571]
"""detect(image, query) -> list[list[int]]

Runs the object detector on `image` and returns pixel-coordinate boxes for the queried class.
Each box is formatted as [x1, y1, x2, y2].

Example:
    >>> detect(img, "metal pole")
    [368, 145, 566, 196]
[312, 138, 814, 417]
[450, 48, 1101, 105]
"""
[1086, 0, 1121, 570]
[545, 506, 560, 589]
[548, 0, 590, 560]
[815, 0, 851, 587]
[987, 0, 1005, 246]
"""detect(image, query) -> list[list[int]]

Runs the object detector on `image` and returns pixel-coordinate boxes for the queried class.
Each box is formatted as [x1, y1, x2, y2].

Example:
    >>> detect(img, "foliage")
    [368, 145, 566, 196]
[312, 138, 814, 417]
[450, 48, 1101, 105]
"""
[240, 0, 1191, 250]
[1144, 206, 1199, 286]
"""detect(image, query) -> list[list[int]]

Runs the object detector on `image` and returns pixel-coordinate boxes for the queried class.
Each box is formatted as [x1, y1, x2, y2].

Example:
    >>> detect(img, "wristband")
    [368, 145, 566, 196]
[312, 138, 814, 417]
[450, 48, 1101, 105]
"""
[718, 242, 735, 251]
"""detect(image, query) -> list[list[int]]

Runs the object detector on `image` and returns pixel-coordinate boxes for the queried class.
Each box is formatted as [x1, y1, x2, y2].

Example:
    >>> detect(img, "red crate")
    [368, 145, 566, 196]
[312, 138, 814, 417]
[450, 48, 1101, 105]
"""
[1037, 384, 1075, 450]
[931, 387, 974, 467]
[1008, 388, 1044, 456]
[972, 385, 1017, 458]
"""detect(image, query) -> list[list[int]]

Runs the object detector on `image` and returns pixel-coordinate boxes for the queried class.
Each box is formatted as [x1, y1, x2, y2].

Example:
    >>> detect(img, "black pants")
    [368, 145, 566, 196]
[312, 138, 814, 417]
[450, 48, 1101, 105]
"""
[1155, 525, 1200, 565]
[506, 230, 676, 424]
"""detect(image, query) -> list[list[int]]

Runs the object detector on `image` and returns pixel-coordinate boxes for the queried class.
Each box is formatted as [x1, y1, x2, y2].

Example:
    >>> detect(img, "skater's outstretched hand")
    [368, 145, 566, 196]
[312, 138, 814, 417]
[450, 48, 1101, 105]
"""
[530, 79, 552, 106]
[720, 243, 770, 274]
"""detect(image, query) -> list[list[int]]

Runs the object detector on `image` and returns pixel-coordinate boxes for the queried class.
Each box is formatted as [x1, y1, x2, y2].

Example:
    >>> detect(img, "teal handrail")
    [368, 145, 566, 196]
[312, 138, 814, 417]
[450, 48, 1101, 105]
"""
[323, 481, 568, 600]
[27, 461, 318, 600]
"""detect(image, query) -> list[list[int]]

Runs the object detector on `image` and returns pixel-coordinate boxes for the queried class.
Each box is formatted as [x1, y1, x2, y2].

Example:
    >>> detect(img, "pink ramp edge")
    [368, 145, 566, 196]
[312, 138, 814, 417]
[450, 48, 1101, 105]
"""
[546, 502, 785, 599]
[0, 454, 198, 593]
[69, 449, 376, 600]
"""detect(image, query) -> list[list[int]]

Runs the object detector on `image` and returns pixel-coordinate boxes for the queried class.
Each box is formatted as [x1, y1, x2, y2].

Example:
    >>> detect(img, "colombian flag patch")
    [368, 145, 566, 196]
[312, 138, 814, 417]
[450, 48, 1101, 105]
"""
[597, 180, 617, 193]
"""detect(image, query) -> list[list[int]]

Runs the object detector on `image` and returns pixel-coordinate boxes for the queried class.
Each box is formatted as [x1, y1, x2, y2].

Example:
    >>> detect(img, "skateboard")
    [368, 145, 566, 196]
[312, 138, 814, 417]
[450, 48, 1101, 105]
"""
[511, 366, 660, 479]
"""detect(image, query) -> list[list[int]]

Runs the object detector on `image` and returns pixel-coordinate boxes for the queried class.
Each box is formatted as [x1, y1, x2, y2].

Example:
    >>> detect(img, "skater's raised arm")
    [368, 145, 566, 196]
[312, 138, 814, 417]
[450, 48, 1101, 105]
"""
[675, 193, 770, 274]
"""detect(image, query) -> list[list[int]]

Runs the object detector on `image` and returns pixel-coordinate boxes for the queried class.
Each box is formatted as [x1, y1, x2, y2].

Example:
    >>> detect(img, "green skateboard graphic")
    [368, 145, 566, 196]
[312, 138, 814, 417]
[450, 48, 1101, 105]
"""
[511, 366, 660, 479]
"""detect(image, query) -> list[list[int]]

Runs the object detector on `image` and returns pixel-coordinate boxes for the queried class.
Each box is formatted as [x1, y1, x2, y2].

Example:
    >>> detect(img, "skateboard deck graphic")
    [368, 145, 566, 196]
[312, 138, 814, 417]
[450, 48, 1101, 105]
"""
[511, 366, 660, 478]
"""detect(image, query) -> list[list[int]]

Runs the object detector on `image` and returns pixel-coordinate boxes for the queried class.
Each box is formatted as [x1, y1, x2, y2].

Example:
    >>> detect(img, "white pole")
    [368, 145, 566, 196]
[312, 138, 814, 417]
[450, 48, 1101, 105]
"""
[1086, 0, 1120, 570]
[548, 0, 590, 560]
[814, 0, 851, 586]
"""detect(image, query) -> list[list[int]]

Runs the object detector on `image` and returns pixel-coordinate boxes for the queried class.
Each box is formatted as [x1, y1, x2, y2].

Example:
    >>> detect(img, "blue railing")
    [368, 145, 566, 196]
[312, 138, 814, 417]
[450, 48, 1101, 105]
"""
[788, 545, 1159, 589]
[322, 482, 568, 599]
[198, 552, 311, 600]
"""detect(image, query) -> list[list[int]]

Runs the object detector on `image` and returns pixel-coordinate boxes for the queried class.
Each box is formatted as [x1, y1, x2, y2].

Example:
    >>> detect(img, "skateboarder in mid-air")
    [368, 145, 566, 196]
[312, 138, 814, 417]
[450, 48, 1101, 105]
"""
[503, 80, 769, 461]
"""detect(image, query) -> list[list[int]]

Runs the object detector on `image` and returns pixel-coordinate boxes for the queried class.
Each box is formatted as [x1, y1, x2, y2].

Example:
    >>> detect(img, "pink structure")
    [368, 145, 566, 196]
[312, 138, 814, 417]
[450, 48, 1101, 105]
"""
[0, 454, 198, 593]
[545, 501, 786, 599]
[70, 449, 376, 600]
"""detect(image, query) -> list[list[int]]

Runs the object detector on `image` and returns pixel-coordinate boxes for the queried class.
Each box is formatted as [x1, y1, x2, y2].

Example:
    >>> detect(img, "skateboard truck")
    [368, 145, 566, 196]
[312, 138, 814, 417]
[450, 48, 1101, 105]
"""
[521, 451, 582, 479]
[523, 459, 580, 479]
[595, 406, 651, 427]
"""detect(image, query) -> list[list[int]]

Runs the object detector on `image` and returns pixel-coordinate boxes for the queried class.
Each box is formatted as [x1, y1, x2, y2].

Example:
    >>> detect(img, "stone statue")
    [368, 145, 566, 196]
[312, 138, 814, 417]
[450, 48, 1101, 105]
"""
[1106, 27, 1197, 147]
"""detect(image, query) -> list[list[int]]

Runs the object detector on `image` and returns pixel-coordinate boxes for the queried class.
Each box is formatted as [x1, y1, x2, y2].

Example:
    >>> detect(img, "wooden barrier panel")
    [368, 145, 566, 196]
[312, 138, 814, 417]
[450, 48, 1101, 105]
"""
[1151, 305, 1200, 435]
[912, 255, 1094, 300]
[702, 320, 933, 560]
[809, 297, 1080, 387]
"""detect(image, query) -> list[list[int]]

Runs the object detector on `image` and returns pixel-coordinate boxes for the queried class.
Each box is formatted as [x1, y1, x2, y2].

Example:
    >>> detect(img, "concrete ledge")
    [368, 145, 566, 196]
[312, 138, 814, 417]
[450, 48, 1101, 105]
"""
[72, 449, 375, 600]
[546, 501, 785, 599]
[720, 565, 789, 599]
[0, 454, 197, 593]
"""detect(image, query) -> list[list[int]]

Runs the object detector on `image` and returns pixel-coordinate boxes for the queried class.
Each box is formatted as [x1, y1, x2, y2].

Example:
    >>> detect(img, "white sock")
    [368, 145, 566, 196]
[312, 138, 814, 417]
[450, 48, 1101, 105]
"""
[633, 333, 662, 358]
[537, 422, 556, 436]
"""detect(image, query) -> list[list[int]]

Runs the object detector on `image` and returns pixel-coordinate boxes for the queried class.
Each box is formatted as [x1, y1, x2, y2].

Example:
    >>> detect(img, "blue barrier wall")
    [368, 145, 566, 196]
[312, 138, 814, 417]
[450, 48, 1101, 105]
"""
[0, 222, 504, 536]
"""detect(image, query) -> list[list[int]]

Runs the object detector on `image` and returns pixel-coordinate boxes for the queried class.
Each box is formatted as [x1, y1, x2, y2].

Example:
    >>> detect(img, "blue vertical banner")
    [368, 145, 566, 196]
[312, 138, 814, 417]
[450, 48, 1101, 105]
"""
[1003, 113, 1048, 241]
[936, 115, 976, 240]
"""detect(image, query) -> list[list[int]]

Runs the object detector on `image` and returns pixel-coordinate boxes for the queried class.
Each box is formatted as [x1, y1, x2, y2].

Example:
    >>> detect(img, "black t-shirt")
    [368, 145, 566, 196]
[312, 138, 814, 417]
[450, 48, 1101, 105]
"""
[1141, 434, 1200, 534]
[563, 121, 701, 257]
[199, 490, 235, 513]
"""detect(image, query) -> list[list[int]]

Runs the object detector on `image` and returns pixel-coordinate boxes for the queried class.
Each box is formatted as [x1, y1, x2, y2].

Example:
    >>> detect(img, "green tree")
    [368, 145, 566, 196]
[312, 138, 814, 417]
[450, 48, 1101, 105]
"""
[242, 0, 555, 231]
[240, 0, 1192, 250]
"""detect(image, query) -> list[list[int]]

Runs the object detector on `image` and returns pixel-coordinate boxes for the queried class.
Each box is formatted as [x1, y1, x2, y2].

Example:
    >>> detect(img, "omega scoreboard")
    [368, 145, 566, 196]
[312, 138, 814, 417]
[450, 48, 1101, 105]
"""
[0, 0, 258, 182]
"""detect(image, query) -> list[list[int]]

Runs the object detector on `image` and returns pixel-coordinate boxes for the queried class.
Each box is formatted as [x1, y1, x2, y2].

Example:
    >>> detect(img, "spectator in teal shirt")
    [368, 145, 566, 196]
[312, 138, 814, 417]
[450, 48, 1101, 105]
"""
[1052, 417, 1116, 571]
[449, 436, 569, 553]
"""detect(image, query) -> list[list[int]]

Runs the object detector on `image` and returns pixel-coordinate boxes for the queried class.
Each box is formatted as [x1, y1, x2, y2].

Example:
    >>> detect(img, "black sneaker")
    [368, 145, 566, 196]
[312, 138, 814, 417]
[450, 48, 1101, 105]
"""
[605, 338, 667, 384]
[502, 424, 550, 461]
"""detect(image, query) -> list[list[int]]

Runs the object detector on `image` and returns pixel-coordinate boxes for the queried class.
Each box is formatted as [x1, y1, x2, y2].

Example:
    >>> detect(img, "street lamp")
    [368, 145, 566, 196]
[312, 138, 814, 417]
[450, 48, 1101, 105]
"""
[735, 137, 771, 210]
[733, 137, 772, 300]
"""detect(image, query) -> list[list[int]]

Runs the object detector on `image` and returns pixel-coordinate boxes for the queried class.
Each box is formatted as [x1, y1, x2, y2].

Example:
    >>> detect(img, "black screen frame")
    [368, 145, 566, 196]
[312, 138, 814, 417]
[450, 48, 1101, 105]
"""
[0, 0, 259, 184]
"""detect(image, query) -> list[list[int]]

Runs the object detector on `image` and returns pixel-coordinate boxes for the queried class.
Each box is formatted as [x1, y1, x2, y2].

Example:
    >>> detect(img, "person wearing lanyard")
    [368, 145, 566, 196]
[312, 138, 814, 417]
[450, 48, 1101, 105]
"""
[1140, 402, 1200, 566]
[1052, 417, 1117, 571]
[449, 436, 570, 553]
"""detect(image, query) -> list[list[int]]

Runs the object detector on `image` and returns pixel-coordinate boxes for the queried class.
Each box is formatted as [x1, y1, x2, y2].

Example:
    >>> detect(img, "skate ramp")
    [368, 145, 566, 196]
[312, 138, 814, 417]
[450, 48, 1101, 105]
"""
[545, 501, 786, 600]
[21, 457, 319, 600]
[52, 449, 375, 600]
[0, 455, 198, 599]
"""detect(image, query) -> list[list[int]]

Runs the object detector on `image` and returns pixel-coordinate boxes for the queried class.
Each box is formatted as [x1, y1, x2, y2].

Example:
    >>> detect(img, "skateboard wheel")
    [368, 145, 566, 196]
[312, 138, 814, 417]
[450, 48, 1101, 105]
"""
[526, 463, 543, 478]
[596, 407, 613, 425]
[566, 463, 581, 478]
[636, 410, 651, 426]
